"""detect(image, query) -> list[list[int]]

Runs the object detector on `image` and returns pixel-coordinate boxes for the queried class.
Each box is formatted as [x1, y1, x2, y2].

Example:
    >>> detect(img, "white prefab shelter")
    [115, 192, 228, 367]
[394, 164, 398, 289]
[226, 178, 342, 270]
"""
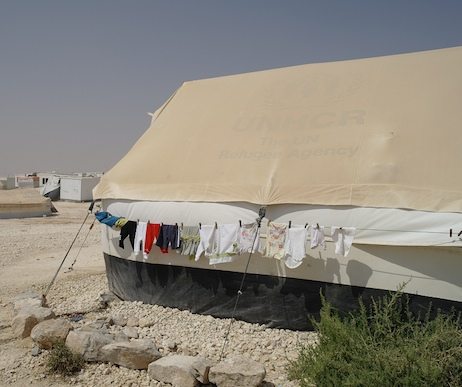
[61, 176, 100, 202]
[94, 46, 462, 329]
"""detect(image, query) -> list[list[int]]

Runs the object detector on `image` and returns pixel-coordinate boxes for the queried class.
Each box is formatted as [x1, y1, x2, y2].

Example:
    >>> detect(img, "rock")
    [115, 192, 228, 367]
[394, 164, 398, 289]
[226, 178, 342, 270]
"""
[123, 326, 138, 339]
[31, 346, 41, 356]
[65, 328, 115, 362]
[111, 314, 128, 327]
[101, 339, 161, 370]
[148, 355, 211, 386]
[13, 298, 43, 313]
[126, 317, 139, 327]
[99, 292, 120, 306]
[31, 318, 73, 349]
[165, 340, 177, 350]
[14, 290, 42, 302]
[12, 306, 55, 338]
[209, 355, 266, 387]
[114, 332, 129, 342]
[138, 318, 153, 328]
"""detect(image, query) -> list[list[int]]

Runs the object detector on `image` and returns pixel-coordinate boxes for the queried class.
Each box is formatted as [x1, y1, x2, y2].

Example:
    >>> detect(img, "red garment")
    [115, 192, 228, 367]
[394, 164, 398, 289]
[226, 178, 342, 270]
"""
[144, 223, 161, 255]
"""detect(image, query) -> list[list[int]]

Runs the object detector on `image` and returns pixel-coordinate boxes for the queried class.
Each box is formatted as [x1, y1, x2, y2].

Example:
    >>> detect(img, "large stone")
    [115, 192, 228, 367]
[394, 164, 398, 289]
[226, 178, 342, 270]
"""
[12, 306, 55, 338]
[148, 355, 211, 387]
[13, 298, 43, 313]
[65, 328, 115, 362]
[100, 339, 161, 369]
[123, 326, 138, 339]
[30, 318, 73, 349]
[209, 355, 266, 387]
[13, 290, 42, 302]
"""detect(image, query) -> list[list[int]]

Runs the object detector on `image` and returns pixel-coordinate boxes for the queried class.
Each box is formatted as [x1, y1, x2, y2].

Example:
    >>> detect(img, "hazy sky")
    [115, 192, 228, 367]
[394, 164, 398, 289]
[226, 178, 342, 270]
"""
[1, 1, 462, 177]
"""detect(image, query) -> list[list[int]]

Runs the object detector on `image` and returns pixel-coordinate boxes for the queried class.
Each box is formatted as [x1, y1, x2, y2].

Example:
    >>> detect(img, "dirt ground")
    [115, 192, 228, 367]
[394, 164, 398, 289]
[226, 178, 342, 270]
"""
[0, 201, 105, 386]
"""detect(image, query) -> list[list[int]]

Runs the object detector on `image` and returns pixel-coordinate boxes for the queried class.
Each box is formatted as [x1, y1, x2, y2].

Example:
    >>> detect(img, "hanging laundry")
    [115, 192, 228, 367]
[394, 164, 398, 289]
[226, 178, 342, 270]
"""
[195, 225, 217, 261]
[95, 211, 120, 227]
[265, 223, 287, 260]
[331, 227, 356, 257]
[310, 224, 325, 249]
[179, 226, 200, 257]
[209, 224, 240, 264]
[331, 227, 355, 256]
[119, 220, 137, 250]
[156, 224, 180, 254]
[133, 221, 148, 256]
[144, 223, 161, 258]
[114, 217, 129, 230]
[238, 222, 260, 254]
[283, 226, 308, 269]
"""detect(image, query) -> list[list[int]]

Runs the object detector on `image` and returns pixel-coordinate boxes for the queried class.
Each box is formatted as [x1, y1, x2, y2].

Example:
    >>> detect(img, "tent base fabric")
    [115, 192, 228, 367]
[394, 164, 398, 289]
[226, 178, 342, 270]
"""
[104, 254, 462, 330]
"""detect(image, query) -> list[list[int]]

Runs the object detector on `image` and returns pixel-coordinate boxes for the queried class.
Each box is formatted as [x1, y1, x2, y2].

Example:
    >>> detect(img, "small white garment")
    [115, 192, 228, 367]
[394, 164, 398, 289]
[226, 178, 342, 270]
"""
[133, 221, 148, 257]
[238, 222, 260, 254]
[310, 224, 325, 249]
[283, 226, 308, 269]
[195, 225, 217, 261]
[209, 224, 240, 265]
[265, 222, 287, 259]
[331, 227, 356, 257]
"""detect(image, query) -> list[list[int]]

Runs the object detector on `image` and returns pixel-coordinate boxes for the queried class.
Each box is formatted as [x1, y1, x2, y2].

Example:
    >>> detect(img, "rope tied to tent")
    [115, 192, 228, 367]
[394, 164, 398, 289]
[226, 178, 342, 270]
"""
[42, 201, 96, 302]
[218, 206, 266, 361]
[65, 216, 97, 273]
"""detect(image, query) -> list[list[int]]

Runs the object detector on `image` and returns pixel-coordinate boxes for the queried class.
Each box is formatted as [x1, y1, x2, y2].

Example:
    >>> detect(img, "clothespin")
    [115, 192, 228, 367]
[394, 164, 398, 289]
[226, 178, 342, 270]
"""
[181, 222, 183, 229]
[239, 220, 242, 227]
[199, 222, 201, 230]
[459, 230, 462, 237]
[304, 223, 308, 229]
[214, 222, 218, 229]
[288, 221, 292, 229]
[450, 229, 453, 237]
[316, 223, 320, 229]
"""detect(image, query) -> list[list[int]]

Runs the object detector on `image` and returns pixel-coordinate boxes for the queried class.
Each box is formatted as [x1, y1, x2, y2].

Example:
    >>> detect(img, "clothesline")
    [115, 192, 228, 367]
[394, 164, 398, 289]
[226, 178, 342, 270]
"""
[95, 211, 357, 262]
[134, 219, 455, 237]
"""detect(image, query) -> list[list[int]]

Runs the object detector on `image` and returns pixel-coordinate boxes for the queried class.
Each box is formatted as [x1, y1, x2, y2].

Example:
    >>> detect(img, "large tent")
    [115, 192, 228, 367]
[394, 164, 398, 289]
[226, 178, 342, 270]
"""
[94, 46, 462, 329]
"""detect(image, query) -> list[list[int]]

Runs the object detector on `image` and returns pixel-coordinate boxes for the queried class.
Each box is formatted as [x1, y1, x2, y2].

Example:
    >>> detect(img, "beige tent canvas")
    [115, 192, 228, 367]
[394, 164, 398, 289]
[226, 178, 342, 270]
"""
[94, 46, 462, 329]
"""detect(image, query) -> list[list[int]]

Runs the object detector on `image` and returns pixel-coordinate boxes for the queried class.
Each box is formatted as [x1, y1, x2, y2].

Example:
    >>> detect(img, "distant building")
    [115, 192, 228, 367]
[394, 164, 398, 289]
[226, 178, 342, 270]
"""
[60, 175, 100, 202]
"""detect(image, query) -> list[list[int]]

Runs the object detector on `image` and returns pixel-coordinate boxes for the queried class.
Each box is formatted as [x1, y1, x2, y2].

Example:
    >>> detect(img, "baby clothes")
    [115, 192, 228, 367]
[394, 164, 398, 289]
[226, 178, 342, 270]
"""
[114, 218, 128, 230]
[310, 224, 325, 249]
[119, 220, 137, 250]
[331, 227, 356, 257]
[179, 226, 200, 257]
[133, 221, 148, 256]
[156, 224, 180, 253]
[283, 226, 308, 269]
[95, 211, 120, 227]
[209, 224, 240, 264]
[195, 225, 217, 261]
[144, 223, 161, 258]
[238, 222, 260, 254]
[265, 223, 287, 260]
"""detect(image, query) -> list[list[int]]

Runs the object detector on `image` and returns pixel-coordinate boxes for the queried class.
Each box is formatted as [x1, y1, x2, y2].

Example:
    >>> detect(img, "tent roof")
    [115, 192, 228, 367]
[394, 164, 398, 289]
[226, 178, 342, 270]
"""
[94, 46, 462, 213]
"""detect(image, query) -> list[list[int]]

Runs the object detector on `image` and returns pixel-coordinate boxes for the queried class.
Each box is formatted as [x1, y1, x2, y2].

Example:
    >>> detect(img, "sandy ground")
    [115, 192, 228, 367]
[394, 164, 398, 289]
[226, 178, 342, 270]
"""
[0, 201, 105, 386]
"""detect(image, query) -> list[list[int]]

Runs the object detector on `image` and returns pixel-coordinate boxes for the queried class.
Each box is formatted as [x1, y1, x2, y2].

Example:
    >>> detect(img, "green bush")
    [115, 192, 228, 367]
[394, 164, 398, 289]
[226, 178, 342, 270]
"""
[46, 341, 84, 376]
[288, 291, 462, 387]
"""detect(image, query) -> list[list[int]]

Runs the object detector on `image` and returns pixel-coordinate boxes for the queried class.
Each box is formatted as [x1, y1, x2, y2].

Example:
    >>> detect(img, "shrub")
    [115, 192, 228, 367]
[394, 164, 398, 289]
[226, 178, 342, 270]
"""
[47, 341, 84, 376]
[288, 291, 462, 387]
